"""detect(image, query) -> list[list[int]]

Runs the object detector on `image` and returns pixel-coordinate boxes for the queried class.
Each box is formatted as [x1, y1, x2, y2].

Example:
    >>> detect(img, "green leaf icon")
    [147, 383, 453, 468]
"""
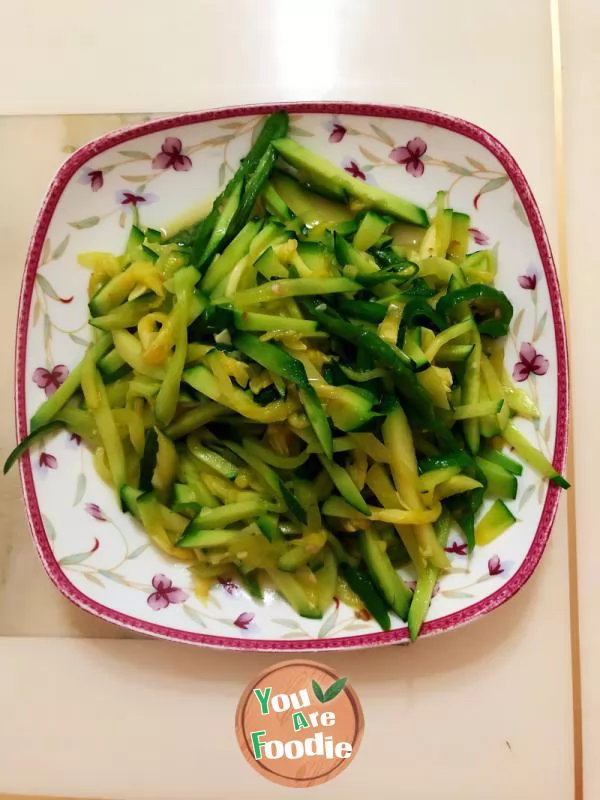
[312, 679, 325, 703]
[323, 677, 348, 703]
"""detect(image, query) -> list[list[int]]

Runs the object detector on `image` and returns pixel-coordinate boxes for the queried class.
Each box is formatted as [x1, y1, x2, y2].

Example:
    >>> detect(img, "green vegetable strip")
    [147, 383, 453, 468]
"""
[340, 564, 391, 631]
[216, 277, 361, 308]
[3, 421, 66, 474]
[273, 137, 429, 226]
[382, 407, 450, 570]
[223, 146, 278, 246]
[408, 512, 452, 640]
[154, 303, 187, 427]
[201, 220, 261, 293]
[30, 333, 112, 430]
[233, 332, 332, 457]
[192, 111, 289, 268]
[503, 423, 569, 488]
[233, 311, 318, 334]
[165, 403, 228, 439]
[89, 367, 127, 489]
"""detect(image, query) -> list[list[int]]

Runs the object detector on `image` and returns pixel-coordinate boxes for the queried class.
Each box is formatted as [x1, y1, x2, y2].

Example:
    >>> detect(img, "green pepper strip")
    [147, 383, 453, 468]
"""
[336, 297, 386, 324]
[222, 146, 278, 247]
[436, 284, 513, 338]
[300, 299, 456, 448]
[402, 298, 447, 331]
[339, 564, 390, 631]
[352, 262, 419, 287]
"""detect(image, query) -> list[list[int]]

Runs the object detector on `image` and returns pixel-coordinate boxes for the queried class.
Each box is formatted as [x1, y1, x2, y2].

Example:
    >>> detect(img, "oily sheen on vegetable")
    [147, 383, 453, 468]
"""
[6, 111, 569, 640]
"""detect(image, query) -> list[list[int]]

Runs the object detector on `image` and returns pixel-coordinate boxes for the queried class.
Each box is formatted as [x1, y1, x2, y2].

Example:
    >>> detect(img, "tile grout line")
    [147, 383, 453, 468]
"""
[550, 1, 583, 798]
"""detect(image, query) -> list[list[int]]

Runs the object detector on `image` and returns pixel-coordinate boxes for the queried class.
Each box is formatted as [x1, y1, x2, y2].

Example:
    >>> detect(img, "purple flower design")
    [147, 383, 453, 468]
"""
[488, 555, 504, 576]
[218, 576, 239, 595]
[512, 342, 549, 382]
[79, 169, 104, 192]
[445, 541, 468, 556]
[329, 123, 347, 144]
[469, 227, 489, 246]
[84, 503, 107, 522]
[32, 365, 69, 397]
[389, 137, 427, 177]
[344, 160, 366, 181]
[518, 267, 539, 290]
[147, 574, 189, 611]
[233, 611, 255, 630]
[152, 137, 192, 172]
[116, 189, 158, 207]
[39, 452, 58, 470]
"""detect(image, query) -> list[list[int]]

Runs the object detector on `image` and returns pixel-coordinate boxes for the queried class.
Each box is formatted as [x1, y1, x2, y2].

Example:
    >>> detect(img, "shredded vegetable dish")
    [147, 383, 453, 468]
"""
[5, 111, 569, 639]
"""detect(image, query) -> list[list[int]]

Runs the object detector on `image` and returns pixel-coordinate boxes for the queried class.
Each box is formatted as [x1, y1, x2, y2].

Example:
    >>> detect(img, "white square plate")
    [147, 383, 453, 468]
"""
[15, 103, 568, 650]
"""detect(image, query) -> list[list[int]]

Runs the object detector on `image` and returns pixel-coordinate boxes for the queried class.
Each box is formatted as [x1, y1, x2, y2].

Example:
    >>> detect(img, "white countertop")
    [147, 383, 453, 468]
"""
[0, 0, 594, 797]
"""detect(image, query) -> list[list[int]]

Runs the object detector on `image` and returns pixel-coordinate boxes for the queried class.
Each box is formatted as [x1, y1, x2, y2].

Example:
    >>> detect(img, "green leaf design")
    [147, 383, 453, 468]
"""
[312, 679, 326, 703]
[42, 514, 56, 542]
[59, 550, 92, 566]
[478, 176, 509, 197]
[127, 543, 150, 560]
[317, 607, 339, 638]
[533, 311, 548, 342]
[51, 235, 70, 261]
[183, 605, 207, 628]
[68, 216, 100, 230]
[543, 417, 551, 445]
[518, 483, 536, 511]
[43, 314, 51, 350]
[120, 174, 150, 183]
[446, 163, 473, 177]
[512, 308, 525, 339]
[37, 274, 64, 303]
[513, 198, 529, 227]
[97, 570, 130, 585]
[32, 298, 41, 327]
[323, 677, 347, 703]
[359, 145, 384, 165]
[118, 150, 150, 159]
[40, 238, 51, 266]
[69, 332, 88, 347]
[272, 618, 304, 630]
[442, 589, 475, 599]
[72, 472, 86, 506]
[288, 126, 313, 138]
[83, 572, 105, 588]
[466, 156, 487, 171]
[202, 134, 235, 146]
[370, 123, 395, 147]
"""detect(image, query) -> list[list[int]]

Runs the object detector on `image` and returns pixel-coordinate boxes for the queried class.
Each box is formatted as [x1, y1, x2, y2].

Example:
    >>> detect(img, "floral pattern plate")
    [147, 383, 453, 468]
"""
[15, 103, 568, 650]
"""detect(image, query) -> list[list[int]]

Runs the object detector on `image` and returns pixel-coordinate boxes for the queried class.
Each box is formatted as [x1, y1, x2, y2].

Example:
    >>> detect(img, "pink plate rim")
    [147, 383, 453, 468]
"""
[14, 101, 569, 650]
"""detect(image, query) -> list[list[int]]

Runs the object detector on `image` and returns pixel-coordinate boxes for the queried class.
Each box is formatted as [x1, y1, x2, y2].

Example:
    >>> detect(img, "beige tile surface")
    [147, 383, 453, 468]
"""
[0, 0, 579, 798]
[561, 0, 600, 796]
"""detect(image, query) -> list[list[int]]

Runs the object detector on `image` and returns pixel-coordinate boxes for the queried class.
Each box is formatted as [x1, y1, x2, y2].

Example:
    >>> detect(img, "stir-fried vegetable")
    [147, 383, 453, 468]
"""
[5, 111, 569, 639]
